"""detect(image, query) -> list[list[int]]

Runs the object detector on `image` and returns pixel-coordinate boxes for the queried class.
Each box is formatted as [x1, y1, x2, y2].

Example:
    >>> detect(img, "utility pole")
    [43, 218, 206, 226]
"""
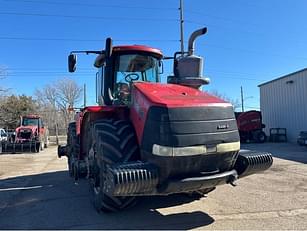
[84, 83, 86, 107]
[240, 86, 244, 112]
[179, 0, 184, 56]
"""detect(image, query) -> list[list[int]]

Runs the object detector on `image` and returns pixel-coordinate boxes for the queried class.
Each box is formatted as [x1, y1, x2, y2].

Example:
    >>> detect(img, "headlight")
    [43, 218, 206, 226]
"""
[152, 144, 206, 156]
[152, 142, 240, 157]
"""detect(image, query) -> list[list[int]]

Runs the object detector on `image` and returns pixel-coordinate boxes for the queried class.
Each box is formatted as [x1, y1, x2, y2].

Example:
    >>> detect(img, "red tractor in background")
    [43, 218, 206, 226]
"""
[235, 110, 267, 143]
[15, 114, 49, 151]
[58, 28, 273, 212]
[1, 115, 49, 153]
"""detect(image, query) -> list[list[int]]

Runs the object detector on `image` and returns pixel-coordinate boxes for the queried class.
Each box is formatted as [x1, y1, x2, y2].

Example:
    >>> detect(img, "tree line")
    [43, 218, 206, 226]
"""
[0, 77, 83, 134]
[0, 68, 241, 133]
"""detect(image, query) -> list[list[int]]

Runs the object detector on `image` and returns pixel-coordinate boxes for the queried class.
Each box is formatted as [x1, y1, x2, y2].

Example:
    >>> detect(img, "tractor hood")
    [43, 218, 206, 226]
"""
[16, 125, 38, 134]
[133, 82, 231, 108]
[130, 82, 239, 151]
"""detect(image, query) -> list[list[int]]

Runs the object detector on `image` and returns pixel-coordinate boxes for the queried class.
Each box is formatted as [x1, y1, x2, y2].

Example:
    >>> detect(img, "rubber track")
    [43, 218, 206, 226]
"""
[92, 119, 140, 212]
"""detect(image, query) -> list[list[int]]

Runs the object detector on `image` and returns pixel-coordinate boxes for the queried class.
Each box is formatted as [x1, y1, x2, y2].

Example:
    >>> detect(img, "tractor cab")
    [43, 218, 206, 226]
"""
[21, 116, 40, 127]
[69, 41, 163, 106]
[98, 47, 162, 105]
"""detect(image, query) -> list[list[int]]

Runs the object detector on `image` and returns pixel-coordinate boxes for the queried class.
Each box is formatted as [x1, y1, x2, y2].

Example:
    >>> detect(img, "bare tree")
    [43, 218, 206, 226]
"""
[35, 85, 58, 134]
[209, 89, 240, 111]
[55, 77, 82, 108]
[35, 78, 83, 133]
[0, 66, 10, 95]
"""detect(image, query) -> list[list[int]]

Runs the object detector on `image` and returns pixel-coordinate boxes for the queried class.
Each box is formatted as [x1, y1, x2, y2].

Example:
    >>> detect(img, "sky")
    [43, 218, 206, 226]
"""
[1, 0, 307, 110]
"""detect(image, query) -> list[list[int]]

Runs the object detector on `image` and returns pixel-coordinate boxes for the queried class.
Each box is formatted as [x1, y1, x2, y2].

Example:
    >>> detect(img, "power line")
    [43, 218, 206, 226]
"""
[206, 74, 266, 82]
[0, 11, 178, 22]
[204, 42, 307, 61]
[0, 36, 178, 42]
[3, 67, 268, 80]
[185, 19, 266, 36]
[1, 0, 177, 11]
[4, 71, 271, 82]
[186, 18, 307, 48]
[7, 71, 92, 74]
[1, 34, 307, 62]
[5, 67, 93, 71]
[185, 9, 260, 27]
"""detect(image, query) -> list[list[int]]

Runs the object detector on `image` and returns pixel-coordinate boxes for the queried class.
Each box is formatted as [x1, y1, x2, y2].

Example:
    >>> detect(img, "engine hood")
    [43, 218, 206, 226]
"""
[16, 126, 38, 133]
[133, 82, 231, 108]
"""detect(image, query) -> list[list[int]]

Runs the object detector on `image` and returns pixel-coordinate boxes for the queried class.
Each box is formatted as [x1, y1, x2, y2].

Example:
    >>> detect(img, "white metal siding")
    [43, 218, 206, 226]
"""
[260, 70, 307, 142]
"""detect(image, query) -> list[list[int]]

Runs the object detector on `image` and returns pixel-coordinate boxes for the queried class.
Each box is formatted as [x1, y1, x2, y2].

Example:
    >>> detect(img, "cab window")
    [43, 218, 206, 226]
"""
[113, 54, 160, 104]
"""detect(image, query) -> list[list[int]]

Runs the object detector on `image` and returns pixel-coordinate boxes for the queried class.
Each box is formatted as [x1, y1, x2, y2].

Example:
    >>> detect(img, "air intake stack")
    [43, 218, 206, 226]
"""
[168, 27, 210, 89]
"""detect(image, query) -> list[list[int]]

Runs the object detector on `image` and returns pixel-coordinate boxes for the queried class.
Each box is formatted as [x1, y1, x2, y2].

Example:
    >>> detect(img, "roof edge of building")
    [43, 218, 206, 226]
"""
[258, 67, 307, 87]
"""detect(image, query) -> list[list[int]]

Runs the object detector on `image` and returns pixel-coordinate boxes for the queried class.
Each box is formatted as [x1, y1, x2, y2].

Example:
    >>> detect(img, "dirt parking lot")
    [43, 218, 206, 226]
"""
[0, 142, 306, 230]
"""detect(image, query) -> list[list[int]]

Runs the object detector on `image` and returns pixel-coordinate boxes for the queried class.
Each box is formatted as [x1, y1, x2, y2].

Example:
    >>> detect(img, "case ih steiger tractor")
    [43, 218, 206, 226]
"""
[58, 28, 273, 212]
[1, 115, 49, 153]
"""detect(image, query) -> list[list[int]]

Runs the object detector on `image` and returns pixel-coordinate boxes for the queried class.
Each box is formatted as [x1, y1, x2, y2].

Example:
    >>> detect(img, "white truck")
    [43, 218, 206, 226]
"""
[0, 128, 8, 142]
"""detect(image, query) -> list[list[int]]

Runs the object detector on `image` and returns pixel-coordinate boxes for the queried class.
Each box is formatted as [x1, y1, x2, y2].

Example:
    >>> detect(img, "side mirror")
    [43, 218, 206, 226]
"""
[68, 54, 77, 72]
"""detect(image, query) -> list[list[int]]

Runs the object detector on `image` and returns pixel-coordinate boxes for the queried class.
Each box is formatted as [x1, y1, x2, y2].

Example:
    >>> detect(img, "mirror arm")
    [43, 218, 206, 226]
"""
[70, 50, 104, 55]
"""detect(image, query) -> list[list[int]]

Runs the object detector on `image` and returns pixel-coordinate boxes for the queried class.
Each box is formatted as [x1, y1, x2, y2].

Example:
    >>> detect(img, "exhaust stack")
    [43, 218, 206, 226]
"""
[168, 27, 210, 89]
[188, 27, 207, 56]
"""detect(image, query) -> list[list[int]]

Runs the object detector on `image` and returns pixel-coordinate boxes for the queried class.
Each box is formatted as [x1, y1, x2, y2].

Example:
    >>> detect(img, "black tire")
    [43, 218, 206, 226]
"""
[90, 119, 140, 212]
[44, 136, 49, 148]
[40, 140, 44, 151]
[256, 131, 266, 143]
[35, 142, 40, 153]
[67, 122, 78, 177]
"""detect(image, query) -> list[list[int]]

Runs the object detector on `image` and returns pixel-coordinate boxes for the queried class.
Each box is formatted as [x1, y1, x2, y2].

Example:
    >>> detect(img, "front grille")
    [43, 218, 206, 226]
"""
[142, 106, 240, 150]
[141, 106, 240, 180]
[19, 130, 32, 139]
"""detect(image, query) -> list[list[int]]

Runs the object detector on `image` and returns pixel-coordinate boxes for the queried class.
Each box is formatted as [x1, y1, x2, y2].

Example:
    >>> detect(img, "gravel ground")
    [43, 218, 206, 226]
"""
[0, 142, 306, 230]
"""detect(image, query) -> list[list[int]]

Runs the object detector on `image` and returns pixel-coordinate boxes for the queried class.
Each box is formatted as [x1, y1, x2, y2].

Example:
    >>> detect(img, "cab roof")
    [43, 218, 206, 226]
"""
[23, 114, 40, 119]
[112, 45, 163, 59]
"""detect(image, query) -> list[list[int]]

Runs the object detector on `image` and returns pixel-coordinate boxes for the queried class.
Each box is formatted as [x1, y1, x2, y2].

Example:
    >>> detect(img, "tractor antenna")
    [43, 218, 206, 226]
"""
[179, 0, 184, 56]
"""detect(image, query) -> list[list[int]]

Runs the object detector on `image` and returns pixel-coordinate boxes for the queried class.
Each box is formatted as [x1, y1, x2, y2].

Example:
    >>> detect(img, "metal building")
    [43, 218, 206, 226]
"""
[258, 68, 307, 142]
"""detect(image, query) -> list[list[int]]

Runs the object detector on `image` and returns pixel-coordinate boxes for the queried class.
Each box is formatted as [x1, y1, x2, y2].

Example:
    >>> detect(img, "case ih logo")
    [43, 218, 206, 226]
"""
[217, 124, 229, 130]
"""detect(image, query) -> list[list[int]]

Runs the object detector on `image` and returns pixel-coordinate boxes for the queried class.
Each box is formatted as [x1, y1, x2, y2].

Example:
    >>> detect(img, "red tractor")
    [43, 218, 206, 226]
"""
[1, 114, 49, 153]
[58, 28, 273, 212]
[15, 114, 49, 151]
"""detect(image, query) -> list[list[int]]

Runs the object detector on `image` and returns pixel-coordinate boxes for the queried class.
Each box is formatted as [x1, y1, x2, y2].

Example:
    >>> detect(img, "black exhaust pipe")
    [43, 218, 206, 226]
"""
[188, 27, 207, 56]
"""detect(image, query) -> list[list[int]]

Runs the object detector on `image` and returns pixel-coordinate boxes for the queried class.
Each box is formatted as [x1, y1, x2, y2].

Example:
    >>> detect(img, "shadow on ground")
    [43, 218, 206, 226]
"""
[241, 142, 307, 164]
[0, 171, 214, 230]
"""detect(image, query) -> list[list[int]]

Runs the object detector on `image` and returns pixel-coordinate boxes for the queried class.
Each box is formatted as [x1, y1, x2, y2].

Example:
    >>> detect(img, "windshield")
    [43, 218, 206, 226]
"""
[112, 54, 160, 105]
[22, 118, 39, 126]
[114, 54, 160, 83]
